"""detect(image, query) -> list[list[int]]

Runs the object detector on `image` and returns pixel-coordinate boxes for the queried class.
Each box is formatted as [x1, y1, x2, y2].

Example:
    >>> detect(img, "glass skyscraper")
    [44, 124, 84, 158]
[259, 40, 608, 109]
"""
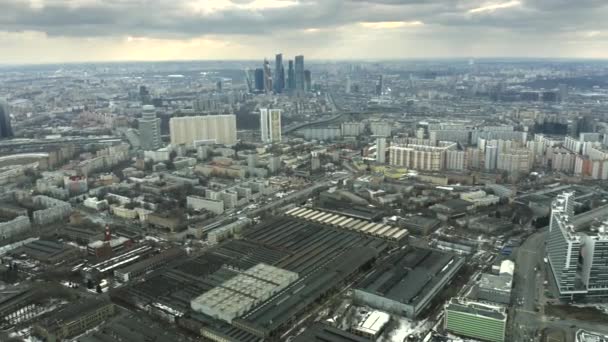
[295, 55, 305, 92]
[287, 60, 295, 91]
[546, 191, 608, 300]
[0, 100, 13, 139]
[274, 53, 284, 93]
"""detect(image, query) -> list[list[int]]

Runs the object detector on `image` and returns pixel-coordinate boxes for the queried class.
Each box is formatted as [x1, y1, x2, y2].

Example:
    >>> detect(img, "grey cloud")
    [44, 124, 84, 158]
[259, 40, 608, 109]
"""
[0, 0, 607, 41]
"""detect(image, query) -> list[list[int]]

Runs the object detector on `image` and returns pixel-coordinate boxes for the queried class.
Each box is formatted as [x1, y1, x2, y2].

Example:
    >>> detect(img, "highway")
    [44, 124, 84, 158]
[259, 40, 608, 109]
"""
[282, 113, 345, 134]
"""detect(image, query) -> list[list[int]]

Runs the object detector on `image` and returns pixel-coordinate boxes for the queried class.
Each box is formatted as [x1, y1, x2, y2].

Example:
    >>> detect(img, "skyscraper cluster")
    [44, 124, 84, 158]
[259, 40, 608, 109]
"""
[253, 53, 311, 94]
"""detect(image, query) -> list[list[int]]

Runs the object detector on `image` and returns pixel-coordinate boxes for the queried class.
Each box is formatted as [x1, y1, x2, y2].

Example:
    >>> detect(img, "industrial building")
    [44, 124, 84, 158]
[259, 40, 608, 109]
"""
[77, 312, 192, 342]
[114, 248, 185, 282]
[113, 215, 386, 341]
[14, 239, 79, 264]
[34, 297, 116, 341]
[294, 323, 369, 342]
[401, 215, 441, 236]
[285, 207, 408, 242]
[82, 244, 154, 281]
[191, 263, 299, 323]
[353, 247, 464, 318]
[444, 297, 507, 342]
[0, 288, 49, 329]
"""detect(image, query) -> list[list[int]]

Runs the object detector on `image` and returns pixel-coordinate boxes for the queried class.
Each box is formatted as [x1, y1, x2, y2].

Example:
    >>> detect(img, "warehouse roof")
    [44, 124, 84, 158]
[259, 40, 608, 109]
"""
[294, 323, 369, 342]
[357, 247, 463, 306]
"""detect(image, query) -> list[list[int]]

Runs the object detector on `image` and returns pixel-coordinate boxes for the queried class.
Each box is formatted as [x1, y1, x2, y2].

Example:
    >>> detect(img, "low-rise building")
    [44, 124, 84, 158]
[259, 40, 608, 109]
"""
[350, 310, 390, 340]
[460, 190, 500, 208]
[476, 272, 513, 304]
[430, 199, 472, 221]
[110, 205, 139, 220]
[84, 197, 108, 211]
[444, 297, 507, 342]
[187, 196, 224, 215]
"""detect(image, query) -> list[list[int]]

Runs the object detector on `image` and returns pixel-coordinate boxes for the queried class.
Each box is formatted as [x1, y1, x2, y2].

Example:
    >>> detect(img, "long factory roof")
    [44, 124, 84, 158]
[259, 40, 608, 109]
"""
[285, 207, 408, 241]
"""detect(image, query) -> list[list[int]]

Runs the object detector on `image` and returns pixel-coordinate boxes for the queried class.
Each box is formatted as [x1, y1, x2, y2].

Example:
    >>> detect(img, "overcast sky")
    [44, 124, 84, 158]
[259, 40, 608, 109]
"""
[1, 0, 608, 64]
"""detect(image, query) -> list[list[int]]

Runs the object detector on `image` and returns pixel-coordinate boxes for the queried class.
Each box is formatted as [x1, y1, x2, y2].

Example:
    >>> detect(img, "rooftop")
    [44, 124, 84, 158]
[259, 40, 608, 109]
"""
[294, 323, 369, 342]
[352, 310, 390, 336]
[38, 297, 113, 330]
[357, 247, 463, 306]
[446, 297, 507, 321]
[478, 273, 512, 293]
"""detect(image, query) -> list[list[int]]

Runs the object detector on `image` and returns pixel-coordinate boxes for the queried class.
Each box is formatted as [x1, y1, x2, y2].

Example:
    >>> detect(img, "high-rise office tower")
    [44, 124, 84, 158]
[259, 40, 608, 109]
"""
[260, 109, 282, 144]
[170, 115, 237, 146]
[254, 68, 265, 92]
[559, 83, 568, 102]
[376, 137, 386, 164]
[295, 55, 305, 92]
[245, 69, 254, 93]
[345, 76, 351, 94]
[274, 53, 285, 93]
[139, 105, 162, 151]
[139, 85, 151, 104]
[547, 192, 579, 297]
[546, 191, 608, 300]
[0, 100, 13, 139]
[304, 70, 311, 92]
[263, 59, 273, 93]
[287, 60, 295, 90]
[375, 75, 383, 96]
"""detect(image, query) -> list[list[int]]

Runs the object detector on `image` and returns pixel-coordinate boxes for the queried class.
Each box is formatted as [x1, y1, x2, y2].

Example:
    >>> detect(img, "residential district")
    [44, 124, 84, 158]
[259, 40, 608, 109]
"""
[0, 58, 608, 342]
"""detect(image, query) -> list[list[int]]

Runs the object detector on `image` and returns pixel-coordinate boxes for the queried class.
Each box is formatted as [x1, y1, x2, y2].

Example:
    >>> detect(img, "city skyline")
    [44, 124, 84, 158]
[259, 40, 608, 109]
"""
[2, 0, 608, 64]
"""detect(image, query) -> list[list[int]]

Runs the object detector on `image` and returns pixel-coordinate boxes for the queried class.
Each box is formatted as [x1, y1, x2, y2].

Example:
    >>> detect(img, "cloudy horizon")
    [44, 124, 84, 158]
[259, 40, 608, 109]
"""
[1, 0, 608, 64]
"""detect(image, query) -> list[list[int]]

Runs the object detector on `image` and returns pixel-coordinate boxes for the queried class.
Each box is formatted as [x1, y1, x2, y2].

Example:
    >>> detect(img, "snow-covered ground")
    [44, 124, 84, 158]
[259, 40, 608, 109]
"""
[9, 327, 42, 342]
[379, 317, 432, 342]
[445, 333, 485, 342]
[577, 329, 608, 342]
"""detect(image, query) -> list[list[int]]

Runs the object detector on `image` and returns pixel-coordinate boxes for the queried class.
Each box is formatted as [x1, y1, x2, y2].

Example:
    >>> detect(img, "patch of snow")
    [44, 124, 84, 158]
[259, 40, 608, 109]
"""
[380, 317, 432, 342]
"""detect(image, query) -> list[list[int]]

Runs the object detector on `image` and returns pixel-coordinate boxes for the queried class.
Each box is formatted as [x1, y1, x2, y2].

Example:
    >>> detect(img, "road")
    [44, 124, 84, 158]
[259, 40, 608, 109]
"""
[511, 228, 608, 342]
[283, 113, 345, 134]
